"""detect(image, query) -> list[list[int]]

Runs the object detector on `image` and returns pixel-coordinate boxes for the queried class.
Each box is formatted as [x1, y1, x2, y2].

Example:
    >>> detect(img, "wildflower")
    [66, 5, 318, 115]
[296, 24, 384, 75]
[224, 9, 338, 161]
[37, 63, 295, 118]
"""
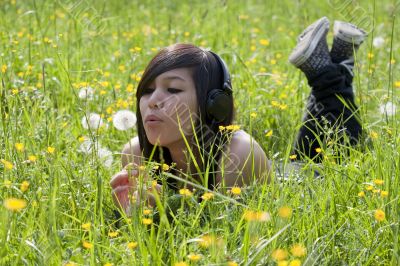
[278, 206, 292, 219]
[372, 36, 385, 48]
[81, 113, 105, 130]
[199, 235, 215, 248]
[65, 262, 77, 266]
[230, 186, 241, 195]
[187, 253, 202, 262]
[82, 240, 93, 249]
[367, 53, 374, 59]
[250, 112, 257, 118]
[139, 165, 146, 171]
[179, 188, 193, 197]
[12, 89, 19, 95]
[20, 181, 29, 192]
[271, 248, 288, 261]
[259, 39, 270, 46]
[78, 86, 94, 100]
[265, 130, 273, 137]
[227, 261, 239, 266]
[289, 154, 297, 160]
[112, 110, 137, 130]
[143, 209, 152, 215]
[288, 259, 302, 266]
[97, 147, 113, 168]
[15, 143, 25, 152]
[81, 222, 91, 230]
[142, 218, 153, 225]
[104, 263, 112, 266]
[365, 185, 373, 191]
[290, 243, 306, 257]
[244, 210, 270, 222]
[315, 148, 322, 153]
[374, 209, 385, 222]
[1, 64, 7, 73]
[108, 231, 119, 238]
[373, 179, 384, 185]
[219, 125, 225, 131]
[201, 192, 214, 201]
[380, 190, 389, 198]
[47, 146, 55, 154]
[358, 191, 365, 197]
[379, 102, 397, 116]
[4, 198, 27, 211]
[1, 159, 13, 170]
[369, 131, 378, 139]
[127, 241, 138, 249]
[174, 262, 187, 266]
[395, 81, 400, 88]
[27, 155, 37, 162]
[278, 261, 289, 266]
[162, 163, 170, 171]
[225, 125, 240, 131]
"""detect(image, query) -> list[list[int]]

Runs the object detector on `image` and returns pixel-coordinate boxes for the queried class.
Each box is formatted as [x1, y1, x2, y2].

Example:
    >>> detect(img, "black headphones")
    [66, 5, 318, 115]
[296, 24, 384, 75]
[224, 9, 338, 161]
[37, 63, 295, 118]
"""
[206, 51, 233, 123]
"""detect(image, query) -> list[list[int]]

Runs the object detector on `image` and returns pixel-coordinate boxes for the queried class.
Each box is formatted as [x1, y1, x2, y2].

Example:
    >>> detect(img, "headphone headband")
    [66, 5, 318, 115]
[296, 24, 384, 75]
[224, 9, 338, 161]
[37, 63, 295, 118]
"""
[208, 51, 232, 94]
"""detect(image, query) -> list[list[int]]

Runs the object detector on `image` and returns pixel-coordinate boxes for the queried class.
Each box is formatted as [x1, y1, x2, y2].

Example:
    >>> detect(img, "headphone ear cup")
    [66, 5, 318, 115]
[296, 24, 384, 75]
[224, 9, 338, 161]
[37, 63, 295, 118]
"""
[206, 89, 232, 122]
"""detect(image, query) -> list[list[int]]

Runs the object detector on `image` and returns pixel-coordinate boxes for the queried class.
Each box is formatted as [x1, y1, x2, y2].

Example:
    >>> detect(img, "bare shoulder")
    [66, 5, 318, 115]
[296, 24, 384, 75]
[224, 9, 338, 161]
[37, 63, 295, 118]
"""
[217, 130, 271, 187]
[121, 136, 143, 167]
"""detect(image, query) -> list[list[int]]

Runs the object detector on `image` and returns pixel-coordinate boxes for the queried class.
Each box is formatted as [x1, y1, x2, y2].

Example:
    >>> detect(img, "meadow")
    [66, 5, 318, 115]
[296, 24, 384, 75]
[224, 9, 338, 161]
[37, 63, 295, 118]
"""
[0, 0, 399, 265]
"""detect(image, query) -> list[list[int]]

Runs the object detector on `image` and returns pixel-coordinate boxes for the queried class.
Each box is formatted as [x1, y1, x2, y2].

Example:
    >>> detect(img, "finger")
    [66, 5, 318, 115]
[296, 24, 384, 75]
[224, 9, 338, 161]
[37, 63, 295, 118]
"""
[112, 185, 130, 209]
[110, 169, 138, 188]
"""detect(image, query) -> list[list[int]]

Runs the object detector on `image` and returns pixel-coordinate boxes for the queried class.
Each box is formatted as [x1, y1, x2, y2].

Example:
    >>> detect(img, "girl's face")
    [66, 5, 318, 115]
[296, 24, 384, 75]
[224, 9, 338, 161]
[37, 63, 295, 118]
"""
[139, 68, 199, 147]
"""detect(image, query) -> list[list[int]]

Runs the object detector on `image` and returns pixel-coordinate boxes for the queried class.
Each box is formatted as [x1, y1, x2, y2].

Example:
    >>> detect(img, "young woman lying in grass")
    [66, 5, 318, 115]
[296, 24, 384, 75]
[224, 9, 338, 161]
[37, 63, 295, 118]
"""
[110, 17, 366, 215]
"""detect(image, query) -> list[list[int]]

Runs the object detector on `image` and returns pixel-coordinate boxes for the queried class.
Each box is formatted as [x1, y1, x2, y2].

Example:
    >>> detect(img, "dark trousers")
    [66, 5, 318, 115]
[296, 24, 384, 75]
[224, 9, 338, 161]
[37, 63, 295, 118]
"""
[293, 63, 362, 161]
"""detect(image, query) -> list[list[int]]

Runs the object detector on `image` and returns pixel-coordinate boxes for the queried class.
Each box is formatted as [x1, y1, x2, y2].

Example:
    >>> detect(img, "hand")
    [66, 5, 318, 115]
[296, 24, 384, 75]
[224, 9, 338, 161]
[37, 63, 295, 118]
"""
[110, 164, 138, 215]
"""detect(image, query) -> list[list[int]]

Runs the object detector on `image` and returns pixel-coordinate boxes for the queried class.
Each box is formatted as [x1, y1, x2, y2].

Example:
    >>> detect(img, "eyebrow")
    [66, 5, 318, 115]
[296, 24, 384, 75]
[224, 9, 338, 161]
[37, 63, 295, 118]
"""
[162, 75, 186, 82]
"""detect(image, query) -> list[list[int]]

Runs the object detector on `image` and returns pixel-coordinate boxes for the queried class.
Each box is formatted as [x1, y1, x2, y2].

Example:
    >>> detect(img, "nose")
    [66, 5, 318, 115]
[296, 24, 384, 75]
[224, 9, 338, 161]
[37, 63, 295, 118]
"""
[147, 89, 164, 109]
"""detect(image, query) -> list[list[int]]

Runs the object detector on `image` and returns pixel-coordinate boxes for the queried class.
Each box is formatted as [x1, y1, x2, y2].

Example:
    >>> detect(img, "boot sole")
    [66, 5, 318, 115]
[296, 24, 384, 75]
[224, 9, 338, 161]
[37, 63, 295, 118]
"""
[289, 18, 330, 67]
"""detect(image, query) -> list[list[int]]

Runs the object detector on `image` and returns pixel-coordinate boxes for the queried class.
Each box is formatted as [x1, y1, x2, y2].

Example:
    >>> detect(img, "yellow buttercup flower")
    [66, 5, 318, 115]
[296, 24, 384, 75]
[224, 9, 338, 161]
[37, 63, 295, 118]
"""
[143, 209, 152, 215]
[290, 243, 307, 257]
[358, 191, 365, 197]
[380, 190, 389, 198]
[142, 218, 153, 225]
[28, 155, 37, 162]
[179, 188, 193, 197]
[82, 240, 93, 249]
[127, 241, 138, 249]
[20, 181, 29, 192]
[230, 186, 241, 195]
[271, 248, 288, 261]
[1, 159, 13, 170]
[374, 209, 385, 222]
[15, 143, 25, 152]
[47, 146, 55, 154]
[108, 231, 119, 238]
[81, 222, 91, 230]
[4, 198, 27, 211]
[201, 192, 214, 201]
[187, 253, 202, 261]
[373, 179, 384, 185]
[278, 206, 292, 219]
[259, 39, 270, 46]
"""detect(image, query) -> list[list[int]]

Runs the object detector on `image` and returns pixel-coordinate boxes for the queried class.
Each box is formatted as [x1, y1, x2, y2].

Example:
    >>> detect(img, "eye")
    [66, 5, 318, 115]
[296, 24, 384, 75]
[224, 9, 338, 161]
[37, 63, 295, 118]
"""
[142, 88, 154, 95]
[167, 88, 182, 94]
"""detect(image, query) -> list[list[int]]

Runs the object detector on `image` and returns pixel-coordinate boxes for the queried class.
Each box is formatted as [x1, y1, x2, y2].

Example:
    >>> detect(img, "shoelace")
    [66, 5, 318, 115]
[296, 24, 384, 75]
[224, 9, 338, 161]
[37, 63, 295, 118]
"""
[339, 58, 354, 76]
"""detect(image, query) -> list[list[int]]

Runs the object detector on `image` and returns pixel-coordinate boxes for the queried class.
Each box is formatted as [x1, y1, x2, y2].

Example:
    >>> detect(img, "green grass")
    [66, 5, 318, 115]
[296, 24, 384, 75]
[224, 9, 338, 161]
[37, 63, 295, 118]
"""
[0, 0, 399, 265]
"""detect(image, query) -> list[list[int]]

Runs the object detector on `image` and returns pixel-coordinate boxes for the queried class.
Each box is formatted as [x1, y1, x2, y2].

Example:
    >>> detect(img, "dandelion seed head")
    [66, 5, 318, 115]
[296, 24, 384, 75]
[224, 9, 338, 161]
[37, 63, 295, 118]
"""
[78, 86, 95, 100]
[372, 36, 385, 48]
[379, 101, 397, 116]
[112, 110, 137, 131]
[81, 113, 105, 130]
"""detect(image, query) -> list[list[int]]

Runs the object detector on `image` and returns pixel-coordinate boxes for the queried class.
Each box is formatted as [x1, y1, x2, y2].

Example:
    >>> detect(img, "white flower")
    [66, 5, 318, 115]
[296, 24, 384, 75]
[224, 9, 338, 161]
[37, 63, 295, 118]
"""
[81, 113, 106, 130]
[98, 147, 113, 167]
[79, 139, 95, 153]
[373, 36, 385, 48]
[112, 110, 137, 130]
[78, 86, 95, 100]
[379, 101, 397, 116]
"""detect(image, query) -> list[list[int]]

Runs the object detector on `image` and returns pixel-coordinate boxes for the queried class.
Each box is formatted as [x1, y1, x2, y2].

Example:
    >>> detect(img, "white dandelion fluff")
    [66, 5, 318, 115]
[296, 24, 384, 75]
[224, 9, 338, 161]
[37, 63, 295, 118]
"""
[79, 139, 95, 153]
[81, 113, 105, 130]
[78, 86, 95, 100]
[98, 147, 113, 168]
[112, 110, 137, 131]
[379, 101, 397, 116]
[373, 36, 385, 48]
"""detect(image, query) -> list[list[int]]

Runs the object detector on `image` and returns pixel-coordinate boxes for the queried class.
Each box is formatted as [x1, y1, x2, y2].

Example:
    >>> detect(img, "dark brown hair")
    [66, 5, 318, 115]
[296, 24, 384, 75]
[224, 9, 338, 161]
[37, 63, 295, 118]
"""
[135, 43, 234, 188]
